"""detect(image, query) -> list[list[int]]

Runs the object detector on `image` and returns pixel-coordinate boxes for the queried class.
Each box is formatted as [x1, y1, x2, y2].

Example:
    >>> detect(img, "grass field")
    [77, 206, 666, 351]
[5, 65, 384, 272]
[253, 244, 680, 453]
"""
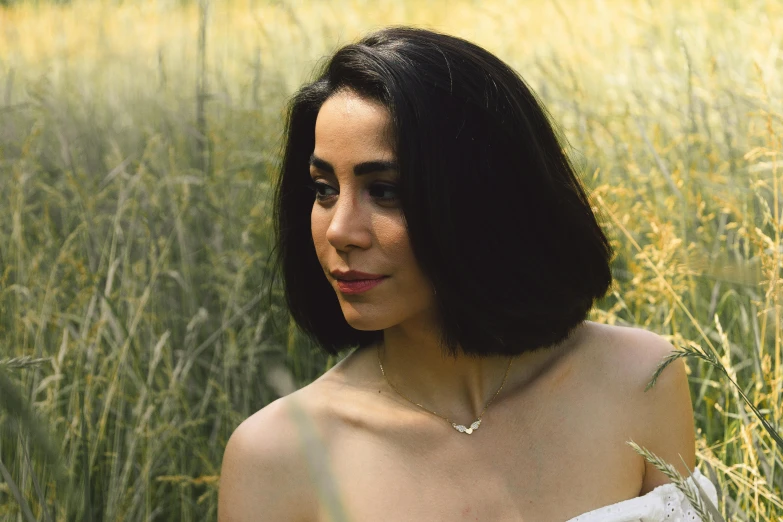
[0, 0, 781, 520]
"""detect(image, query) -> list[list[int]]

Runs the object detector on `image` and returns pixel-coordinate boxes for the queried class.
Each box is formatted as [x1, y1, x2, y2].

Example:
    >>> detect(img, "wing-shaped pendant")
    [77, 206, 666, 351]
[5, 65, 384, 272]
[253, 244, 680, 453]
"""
[452, 419, 482, 434]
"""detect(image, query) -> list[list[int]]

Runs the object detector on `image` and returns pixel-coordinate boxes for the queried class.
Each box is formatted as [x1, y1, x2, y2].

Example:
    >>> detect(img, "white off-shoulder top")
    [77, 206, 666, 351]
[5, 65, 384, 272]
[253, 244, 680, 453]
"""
[565, 468, 720, 522]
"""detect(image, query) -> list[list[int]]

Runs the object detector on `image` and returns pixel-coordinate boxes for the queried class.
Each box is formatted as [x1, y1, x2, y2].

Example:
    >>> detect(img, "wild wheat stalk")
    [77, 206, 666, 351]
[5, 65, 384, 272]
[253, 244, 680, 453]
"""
[627, 440, 724, 522]
[0, 356, 50, 370]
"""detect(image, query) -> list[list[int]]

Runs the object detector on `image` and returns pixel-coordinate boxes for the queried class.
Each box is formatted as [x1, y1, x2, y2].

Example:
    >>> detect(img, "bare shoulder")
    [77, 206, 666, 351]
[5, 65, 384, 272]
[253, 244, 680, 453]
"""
[580, 322, 682, 388]
[218, 391, 322, 522]
[583, 322, 697, 494]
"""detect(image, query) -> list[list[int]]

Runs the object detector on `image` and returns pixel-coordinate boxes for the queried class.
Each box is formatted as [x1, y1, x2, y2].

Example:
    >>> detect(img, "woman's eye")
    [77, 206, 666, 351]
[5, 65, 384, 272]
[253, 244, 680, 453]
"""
[369, 183, 399, 202]
[305, 181, 399, 204]
[305, 181, 337, 201]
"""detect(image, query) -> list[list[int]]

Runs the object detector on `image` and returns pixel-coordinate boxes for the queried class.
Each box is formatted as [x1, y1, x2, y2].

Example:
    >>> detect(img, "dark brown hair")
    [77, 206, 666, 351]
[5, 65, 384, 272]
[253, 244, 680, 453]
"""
[270, 26, 614, 357]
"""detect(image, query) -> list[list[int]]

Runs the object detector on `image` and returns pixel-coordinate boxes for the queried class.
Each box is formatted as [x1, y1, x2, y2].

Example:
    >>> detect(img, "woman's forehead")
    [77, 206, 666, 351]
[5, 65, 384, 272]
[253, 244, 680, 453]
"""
[314, 91, 396, 160]
[317, 90, 391, 132]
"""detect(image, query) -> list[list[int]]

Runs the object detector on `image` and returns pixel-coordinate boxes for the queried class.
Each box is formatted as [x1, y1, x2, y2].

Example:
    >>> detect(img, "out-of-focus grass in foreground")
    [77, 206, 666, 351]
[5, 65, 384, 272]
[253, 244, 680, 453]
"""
[0, 0, 781, 520]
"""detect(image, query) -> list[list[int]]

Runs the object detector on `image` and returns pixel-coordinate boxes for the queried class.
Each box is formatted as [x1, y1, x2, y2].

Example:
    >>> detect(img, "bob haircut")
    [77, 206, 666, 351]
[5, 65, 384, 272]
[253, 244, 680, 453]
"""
[272, 26, 614, 358]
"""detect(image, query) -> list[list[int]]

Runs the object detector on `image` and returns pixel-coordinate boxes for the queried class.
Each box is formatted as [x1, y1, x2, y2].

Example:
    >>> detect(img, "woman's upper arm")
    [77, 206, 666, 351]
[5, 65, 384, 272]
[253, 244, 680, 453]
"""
[218, 398, 317, 522]
[629, 330, 697, 495]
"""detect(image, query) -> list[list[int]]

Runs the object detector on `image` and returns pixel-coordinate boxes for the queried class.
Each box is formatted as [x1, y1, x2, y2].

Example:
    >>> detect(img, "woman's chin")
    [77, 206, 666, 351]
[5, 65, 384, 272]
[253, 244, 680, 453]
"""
[341, 311, 389, 332]
[346, 320, 387, 332]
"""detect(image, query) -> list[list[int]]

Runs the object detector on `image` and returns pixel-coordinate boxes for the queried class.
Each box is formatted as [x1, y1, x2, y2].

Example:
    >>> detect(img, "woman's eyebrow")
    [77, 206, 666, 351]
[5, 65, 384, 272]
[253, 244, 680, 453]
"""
[309, 154, 398, 176]
[354, 160, 398, 176]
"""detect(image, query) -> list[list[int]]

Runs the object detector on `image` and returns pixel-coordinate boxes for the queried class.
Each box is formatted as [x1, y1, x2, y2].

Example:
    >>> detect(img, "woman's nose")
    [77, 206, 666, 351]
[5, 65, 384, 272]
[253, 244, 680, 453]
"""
[325, 189, 372, 251]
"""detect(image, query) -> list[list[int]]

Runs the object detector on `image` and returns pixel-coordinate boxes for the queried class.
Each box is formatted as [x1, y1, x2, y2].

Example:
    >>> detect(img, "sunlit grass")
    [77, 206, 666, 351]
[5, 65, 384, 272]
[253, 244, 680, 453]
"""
[0, 0, 781, 520]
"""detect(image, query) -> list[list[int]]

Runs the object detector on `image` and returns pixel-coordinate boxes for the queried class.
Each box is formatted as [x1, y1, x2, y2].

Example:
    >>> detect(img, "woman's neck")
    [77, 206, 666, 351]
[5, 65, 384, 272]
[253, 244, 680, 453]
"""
[377, 322, 585, 424]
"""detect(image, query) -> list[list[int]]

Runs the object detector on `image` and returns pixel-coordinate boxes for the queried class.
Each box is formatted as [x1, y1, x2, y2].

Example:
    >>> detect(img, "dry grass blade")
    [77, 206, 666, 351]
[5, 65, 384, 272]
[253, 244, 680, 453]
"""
[0, 368, 76, 508]
[0, 356, 50, 370]
[20, 440, 55, 522]
[592, 193, 722, 361]
[0, 369, 55, 462]
[645, 347, 713, 392]
[0, 456, 38, 522]
[627, 440, 725, 522]
[288, 399, 351, 522]
[596, 192, 783, 456]
[686, 456, 727, 522]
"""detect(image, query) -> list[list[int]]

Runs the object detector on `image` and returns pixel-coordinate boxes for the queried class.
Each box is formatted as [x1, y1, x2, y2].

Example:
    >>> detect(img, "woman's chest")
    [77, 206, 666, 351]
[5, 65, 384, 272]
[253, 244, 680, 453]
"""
[316, 395, 645, 522]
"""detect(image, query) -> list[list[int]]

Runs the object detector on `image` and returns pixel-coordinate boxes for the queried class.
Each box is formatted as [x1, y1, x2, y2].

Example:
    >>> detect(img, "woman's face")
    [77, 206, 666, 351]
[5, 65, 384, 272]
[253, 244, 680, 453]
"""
[310, 89, 436, 332]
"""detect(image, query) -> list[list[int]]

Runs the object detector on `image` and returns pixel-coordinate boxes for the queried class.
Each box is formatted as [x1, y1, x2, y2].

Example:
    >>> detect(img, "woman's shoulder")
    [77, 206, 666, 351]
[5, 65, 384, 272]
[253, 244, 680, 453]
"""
[219, 391, 322, 521]
[232, 376, 346, 450]
[577, 322, 697, 492]
[235, 347, 382, 443]
[576, 322, 692, 423]
[219, 365, 374, 521]
[578, 322, 684, 389]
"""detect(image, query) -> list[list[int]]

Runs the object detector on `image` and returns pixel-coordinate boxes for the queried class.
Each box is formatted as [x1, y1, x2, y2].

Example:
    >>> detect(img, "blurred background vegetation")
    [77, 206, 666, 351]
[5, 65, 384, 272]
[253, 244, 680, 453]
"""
[0, 0, 781, 520]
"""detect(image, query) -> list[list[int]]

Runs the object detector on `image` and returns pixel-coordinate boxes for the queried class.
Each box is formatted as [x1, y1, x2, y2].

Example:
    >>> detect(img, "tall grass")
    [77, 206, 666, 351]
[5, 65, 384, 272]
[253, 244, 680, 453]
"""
[0, 0, 780, 520]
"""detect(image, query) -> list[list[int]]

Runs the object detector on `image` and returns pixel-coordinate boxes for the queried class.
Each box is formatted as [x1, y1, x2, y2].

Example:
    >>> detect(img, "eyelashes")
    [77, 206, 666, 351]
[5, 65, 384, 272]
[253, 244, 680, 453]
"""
[304, 181, 335, 201]
[305, 180, 399, 204]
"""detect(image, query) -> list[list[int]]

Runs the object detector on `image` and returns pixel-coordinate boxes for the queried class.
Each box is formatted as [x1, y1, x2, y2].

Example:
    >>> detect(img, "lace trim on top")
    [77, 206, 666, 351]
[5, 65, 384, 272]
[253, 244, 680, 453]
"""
[565, 468, 719, 522]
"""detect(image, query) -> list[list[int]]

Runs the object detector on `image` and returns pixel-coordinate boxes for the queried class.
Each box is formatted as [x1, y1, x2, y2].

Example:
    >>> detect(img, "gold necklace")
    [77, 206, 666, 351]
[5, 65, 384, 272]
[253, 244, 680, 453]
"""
[377, 345, 514, 435]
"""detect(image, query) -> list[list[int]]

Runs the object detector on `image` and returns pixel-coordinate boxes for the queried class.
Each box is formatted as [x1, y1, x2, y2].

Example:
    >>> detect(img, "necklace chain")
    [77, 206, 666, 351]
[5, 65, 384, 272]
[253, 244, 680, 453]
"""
[376, 345, 514, 435]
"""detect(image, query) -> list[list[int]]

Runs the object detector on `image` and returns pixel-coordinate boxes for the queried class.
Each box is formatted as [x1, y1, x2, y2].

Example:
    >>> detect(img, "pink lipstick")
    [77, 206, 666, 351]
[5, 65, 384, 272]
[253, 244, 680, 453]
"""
[336, 277, 388, 294]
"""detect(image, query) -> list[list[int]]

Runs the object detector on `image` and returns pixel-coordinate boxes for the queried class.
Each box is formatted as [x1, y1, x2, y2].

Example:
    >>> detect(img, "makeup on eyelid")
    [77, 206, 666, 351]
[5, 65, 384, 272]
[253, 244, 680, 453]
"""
[305, 180, 399, 203]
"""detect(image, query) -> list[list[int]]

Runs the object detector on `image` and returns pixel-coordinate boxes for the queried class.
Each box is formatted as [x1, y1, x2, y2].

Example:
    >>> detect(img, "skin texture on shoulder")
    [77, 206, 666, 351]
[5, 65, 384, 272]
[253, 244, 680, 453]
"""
[636, 334, 697, 494]
[218, 393, 321, 522]
[596, 324, 697, 496]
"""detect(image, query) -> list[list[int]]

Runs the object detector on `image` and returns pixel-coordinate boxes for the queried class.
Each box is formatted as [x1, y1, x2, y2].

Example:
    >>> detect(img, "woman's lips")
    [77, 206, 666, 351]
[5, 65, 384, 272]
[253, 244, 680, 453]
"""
[336, 277, 388, 294]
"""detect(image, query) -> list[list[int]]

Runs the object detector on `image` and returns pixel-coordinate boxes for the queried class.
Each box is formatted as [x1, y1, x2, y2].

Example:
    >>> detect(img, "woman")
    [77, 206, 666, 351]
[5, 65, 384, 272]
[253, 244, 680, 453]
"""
[218, 27, 719, 521]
